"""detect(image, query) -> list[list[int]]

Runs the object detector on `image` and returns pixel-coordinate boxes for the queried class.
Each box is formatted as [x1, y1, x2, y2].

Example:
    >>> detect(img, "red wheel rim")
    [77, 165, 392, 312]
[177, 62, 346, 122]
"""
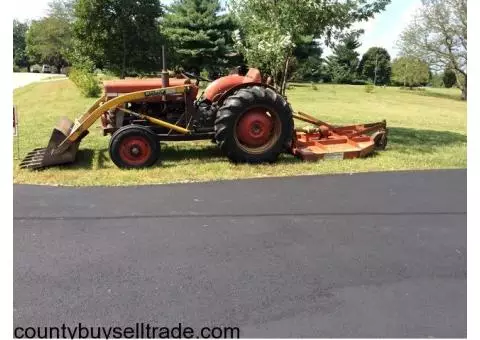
[236, 108, 275, 148]
[118, 136, 152, 166]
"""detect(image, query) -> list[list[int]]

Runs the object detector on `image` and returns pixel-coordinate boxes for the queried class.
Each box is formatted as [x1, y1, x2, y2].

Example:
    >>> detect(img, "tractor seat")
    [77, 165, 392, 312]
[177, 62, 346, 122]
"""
[244, 68, 262, 83]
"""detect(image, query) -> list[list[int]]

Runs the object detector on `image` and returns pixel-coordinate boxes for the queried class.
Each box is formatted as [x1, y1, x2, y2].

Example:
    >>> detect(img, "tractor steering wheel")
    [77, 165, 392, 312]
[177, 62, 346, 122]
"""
[182, 72, 212, 82]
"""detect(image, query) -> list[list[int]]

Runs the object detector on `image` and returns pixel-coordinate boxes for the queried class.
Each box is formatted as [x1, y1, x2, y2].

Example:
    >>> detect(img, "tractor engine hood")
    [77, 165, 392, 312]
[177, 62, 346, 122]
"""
[103, 78, 191, 96]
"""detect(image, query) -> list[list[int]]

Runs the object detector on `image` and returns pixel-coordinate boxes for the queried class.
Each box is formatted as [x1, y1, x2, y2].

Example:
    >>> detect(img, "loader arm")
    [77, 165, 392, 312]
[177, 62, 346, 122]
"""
[60, 84, 192, 149]
[20, 84, 192, 169]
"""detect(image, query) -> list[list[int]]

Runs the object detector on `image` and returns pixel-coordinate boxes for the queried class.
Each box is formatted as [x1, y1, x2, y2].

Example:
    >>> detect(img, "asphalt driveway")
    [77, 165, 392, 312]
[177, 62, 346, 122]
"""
[13, 170, 467, 338]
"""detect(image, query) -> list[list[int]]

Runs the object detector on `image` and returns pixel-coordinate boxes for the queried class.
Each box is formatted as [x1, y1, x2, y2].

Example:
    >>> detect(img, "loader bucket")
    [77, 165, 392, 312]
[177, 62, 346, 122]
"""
[19, 117, 88, 170]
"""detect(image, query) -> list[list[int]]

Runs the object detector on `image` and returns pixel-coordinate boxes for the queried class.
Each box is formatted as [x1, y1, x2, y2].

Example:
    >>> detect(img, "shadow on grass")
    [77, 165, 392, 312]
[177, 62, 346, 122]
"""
[49, 127, 466, 170]
[388, 127, 466, 153]
[54, 149, 96, 170]
[159, 144, 223, 162]
[399, 88, 464, 101]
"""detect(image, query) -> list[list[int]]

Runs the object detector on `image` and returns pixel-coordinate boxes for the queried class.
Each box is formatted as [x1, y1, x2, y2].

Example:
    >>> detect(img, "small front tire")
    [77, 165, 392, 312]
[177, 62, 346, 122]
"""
[109, 125, 160, 169]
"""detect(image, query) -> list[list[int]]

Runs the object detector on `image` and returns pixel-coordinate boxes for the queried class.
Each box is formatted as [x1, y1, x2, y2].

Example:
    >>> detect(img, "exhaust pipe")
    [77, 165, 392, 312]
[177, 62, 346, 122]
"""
[161, 45, 169, 88]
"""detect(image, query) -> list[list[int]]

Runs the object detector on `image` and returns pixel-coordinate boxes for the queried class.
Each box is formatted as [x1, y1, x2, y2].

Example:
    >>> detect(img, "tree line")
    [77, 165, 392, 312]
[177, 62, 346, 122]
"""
[13, 0, 466, 99]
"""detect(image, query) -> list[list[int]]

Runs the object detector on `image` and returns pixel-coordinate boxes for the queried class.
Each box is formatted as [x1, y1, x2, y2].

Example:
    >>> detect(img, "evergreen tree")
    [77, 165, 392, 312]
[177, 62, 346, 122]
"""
[291, 36, 324, 81]
[161, 0, 239, 75]
[357, 47, 391, 85]
[325, 31, 362, 84]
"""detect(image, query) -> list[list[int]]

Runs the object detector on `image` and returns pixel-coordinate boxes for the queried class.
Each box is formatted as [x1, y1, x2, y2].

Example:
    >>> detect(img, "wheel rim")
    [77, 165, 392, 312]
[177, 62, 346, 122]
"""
[119, 136, 152, 166]
[234, 108, 281, 154]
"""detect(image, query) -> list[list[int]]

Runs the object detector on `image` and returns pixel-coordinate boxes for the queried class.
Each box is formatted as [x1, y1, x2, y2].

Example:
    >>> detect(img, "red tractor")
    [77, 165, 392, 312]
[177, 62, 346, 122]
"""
[20, 58, 387, 170]
[100, 67, 295, 168]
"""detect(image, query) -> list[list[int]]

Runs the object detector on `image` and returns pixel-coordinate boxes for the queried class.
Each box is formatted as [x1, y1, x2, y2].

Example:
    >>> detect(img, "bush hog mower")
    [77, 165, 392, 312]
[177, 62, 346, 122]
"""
[20, 58, 388, 170]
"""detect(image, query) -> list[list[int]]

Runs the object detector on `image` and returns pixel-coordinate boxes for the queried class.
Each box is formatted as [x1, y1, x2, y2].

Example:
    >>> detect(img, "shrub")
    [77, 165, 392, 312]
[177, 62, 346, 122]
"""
[364, 82, 375, 93]
[13, 65, 20, 72]
[443, 69, 457, 88]
[69, 68, 101, 97]
[351, 79, 368, 85]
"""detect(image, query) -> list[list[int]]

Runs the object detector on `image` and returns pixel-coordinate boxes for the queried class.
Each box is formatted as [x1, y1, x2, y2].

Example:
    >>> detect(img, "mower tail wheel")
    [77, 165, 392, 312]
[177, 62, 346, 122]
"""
[109, 125, 160, 169]
[214, 86, 294, 163]
[372, 130, 388, 150]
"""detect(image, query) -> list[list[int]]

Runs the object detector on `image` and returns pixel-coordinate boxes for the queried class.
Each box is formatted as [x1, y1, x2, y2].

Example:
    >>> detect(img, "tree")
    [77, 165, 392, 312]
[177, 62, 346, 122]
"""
[13, 20, 29, 69]
[291, 37, 324, 82]
[443, 68, 457, 88]
[325, 31, 362, 84]
[26, 16, 72, 70]
[231, 0, 391, 95]
[73, 0, 163, 78]
[161, 0, 239, 76]
[391, 56, 430, 88]
[48, 0, 76, 21]
[396, 0, 467, 99]
[358, 47, 391, 85]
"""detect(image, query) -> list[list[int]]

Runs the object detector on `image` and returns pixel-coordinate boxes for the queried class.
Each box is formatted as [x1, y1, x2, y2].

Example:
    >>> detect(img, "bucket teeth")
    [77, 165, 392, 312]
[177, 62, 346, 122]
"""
[19, 160, 45, 169]
[18, 117, 82, 170]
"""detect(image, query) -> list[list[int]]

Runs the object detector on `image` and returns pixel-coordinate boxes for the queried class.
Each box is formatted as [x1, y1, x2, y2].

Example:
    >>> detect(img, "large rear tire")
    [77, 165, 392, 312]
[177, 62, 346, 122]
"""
[109, 125, 159, 169]
[214, 86, 293, 163]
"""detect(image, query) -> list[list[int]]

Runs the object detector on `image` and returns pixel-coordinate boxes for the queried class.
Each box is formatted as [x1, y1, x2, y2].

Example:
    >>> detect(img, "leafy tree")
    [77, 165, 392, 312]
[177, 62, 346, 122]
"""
[391, 56, 430, 88]
[48, 0, 76, 21]
[397, 0, 467, 99]
[429, 72, 444, 87]
[13, 20, 29, 69]
[24, 0, 75, 70]
[231, 0, 391, 95]
[73, 0, 163, 78]
[161, 0, 239, 76]
[26, 16, 72, 70]
[443, 68, 457, 88]
[325, 31, 362, 84]
[357, 47, 391, 85]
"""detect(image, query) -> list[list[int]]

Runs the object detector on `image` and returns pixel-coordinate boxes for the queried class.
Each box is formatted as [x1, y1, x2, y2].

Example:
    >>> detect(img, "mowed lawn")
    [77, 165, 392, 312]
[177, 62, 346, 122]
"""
[13, 79, 466, 186]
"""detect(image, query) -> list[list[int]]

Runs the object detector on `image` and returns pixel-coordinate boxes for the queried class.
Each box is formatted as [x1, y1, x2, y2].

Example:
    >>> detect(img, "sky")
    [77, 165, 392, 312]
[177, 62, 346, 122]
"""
[13, 0, 420, 58]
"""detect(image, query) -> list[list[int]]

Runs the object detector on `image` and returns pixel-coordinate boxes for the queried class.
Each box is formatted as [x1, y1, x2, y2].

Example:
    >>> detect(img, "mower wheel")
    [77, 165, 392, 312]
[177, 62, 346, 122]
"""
[109, 125, 160, 169]
[214, 86, 294, 163]
[373, 131, 388, 150]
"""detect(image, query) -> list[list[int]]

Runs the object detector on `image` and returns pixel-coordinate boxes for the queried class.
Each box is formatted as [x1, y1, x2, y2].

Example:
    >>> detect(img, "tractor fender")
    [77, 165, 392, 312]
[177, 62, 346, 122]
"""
[213, 82, 282, 106]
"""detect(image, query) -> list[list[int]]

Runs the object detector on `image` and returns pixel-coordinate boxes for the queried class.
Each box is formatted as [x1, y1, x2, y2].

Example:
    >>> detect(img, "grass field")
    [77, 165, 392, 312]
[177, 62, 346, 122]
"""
[13, 80, 467, 186]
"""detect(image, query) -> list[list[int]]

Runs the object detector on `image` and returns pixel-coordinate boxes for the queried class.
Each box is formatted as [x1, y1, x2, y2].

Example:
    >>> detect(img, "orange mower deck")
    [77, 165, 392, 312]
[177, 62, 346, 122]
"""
[291, 111, 388, 161]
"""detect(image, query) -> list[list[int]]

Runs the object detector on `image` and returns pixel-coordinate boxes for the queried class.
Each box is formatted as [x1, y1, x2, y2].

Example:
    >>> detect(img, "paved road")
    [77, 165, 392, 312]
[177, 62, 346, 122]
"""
[13, 72, 66, 89]
[13, 170, 466, 338]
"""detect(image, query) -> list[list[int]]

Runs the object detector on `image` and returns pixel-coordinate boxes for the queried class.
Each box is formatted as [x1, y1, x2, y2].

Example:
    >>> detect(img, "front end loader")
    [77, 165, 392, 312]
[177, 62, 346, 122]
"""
[20, 54, 388, 170]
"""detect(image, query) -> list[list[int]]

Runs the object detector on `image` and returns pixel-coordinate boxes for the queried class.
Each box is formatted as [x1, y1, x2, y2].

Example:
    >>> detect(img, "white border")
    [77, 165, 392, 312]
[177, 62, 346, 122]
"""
[5, 1, 473, 339]
[2, 3, 14, 340]
[467, 0, 478, 338]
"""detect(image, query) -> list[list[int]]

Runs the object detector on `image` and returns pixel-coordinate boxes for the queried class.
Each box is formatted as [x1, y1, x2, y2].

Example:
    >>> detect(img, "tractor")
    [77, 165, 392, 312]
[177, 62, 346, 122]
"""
[20, 51, 388, 170]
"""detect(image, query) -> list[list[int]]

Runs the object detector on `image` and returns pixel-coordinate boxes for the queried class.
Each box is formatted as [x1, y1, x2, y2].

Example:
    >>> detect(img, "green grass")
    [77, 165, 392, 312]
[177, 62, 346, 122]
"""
[13, 80, 466, 186]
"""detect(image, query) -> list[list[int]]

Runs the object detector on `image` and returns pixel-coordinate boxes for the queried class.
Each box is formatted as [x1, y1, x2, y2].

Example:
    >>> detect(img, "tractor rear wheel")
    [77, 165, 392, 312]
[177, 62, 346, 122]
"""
[109, 125, 160, 169]
[214, 86, 294, 163]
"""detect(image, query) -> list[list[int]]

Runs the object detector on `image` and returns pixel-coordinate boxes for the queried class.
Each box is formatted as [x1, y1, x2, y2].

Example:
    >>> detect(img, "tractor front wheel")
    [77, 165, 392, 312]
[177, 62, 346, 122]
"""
[214, 86, 294, 163]
[109, 125, 160, 169]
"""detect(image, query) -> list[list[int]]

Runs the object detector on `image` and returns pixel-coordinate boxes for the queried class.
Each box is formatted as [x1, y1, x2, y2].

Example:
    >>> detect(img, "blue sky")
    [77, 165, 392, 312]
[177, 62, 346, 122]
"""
[13, 0, 420, 58]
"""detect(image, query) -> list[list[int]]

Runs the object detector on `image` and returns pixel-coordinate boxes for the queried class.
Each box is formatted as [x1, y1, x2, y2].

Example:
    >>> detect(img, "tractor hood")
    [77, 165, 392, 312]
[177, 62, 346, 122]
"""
[103, 78, 191, 95]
